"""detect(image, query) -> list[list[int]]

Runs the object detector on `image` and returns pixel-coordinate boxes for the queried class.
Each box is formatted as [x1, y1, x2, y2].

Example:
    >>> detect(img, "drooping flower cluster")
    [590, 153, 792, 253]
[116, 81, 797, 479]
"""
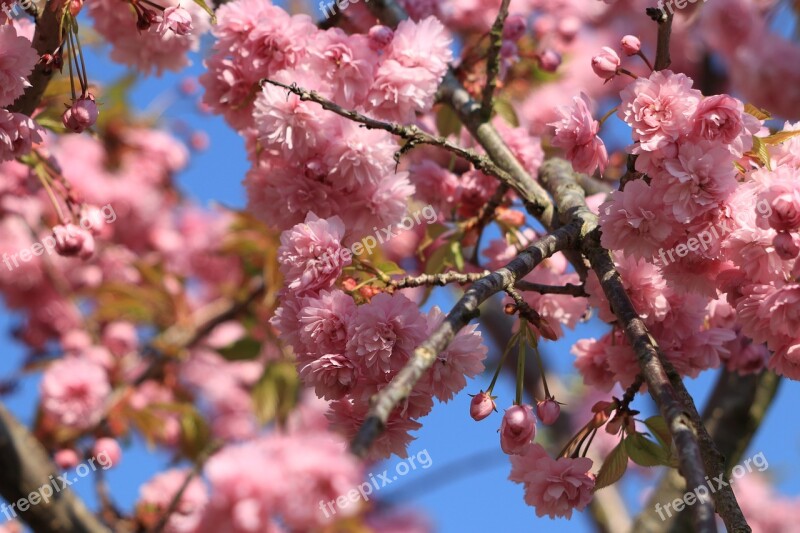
[509, 443, 595, 519]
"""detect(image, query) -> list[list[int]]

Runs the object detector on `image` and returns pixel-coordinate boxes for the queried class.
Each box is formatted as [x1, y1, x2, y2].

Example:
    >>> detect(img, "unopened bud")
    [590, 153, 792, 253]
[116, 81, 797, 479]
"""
[591, 47, 620, 80]
[470, 391, 496, 421]
[536, 48, 562, 73]
[535, 398, 561, 425]
[621, 35, 641, 56]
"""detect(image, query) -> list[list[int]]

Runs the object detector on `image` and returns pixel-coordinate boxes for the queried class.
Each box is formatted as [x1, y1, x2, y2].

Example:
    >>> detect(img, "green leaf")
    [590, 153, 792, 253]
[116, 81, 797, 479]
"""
[494, 99, 519, 127]
[761, 130, 800, 146]
[436, 104, 462, 138]
[624, 432, 671, 467]
[252, 361, 300, 425]
[218, 338, 262, 361]
[450, 240, 465, 272]
[643, 416, 671, 448]
[594, 441, 628, 490]
[376, 261, 404, 276]
[744, 103, 771, 121]
[192, 0, 216, 23]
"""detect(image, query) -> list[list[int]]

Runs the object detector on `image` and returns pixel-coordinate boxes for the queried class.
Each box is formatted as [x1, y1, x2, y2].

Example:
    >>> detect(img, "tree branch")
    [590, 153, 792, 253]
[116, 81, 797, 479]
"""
[10, 0, 63, 116]
[350, 224, 580, 456]
[364, 0, 556, 229]
[261, 79, 535, 208]
[539, 158, 733, 533]
[633, 370, 779, 532]
[480, 0, 511, 122]
[0, 403, 110, 533]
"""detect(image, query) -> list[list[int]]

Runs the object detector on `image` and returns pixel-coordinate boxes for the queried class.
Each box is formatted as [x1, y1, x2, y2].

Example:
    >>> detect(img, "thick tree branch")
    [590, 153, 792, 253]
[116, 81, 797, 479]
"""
[633, 370, 779, 532]
[350, 224, 581, 456]
[0, 404, 110, 533]
[10, 0, 62, 116]
[539, 158, 740, 533]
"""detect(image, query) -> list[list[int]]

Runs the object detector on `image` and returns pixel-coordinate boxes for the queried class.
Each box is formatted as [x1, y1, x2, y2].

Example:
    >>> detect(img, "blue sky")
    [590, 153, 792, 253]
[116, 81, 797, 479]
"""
[2, 7, 800, 532]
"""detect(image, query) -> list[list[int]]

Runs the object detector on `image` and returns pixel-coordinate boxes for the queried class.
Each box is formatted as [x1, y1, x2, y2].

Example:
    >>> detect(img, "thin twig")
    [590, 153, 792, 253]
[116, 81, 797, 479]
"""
[514, 280, 587, 297]
[149, 442, 222, 533]
[350, 224, 580, 456]
[480, 0, 512, 122]
[260, 79, 527, 200]
[389, 271, 491, 291]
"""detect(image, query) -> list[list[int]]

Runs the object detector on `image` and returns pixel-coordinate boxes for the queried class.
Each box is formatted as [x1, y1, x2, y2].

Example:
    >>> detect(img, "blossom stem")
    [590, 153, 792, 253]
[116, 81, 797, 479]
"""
[597, 106, 618, 127]
[515, 323, 526, 405]
[480, 0, 511, 122]
[635, 50, 654, 72]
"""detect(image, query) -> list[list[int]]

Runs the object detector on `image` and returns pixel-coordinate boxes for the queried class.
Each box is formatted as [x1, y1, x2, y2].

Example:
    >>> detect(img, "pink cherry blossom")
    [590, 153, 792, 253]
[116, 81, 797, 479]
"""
[346, 292, 429, 378]
[421, 306, 487, 402]
[0, 110, 43, 162]
[509, 443, 595, 518]
[690, 94, 761, 156]
[388, 16, 453, 80]
[0, 24, 38, 107]
[277, 213, 349, 296]
[549, 93, 608, 175]
[617, 70, 702, 152]
[40, 358, 111, 430]
[157, 5, 193, 36]
[138, 469, 208, 533]
[599, 179, 677, 259]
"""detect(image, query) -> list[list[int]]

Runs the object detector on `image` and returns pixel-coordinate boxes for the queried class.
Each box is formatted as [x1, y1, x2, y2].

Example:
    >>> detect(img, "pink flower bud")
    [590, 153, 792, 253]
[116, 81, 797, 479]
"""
[52, 223, 95, 259]
[92, 437, 122, 468]
[470, 391, 496, 421]
[773, 232, 800, 260]
[591, 47, 621, 80]
[500, 404, 536, 454]
[157, 5, 193, 36]
[368, 25, 394, 50]
[536, 48, 561, 73]
[621, 35, 641, 56]
[62, 95, 99, 133]
[536, 399, 561, 425]
[499, 40, 518, 60]
[557, 16, 581, 42]
[54, 448, 80, 470]
[502, 14, 527, 42]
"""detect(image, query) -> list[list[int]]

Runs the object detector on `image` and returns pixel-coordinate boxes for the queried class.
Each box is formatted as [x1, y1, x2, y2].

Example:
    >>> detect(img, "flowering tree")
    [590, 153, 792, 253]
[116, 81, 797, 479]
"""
[1, 0, 800, 531]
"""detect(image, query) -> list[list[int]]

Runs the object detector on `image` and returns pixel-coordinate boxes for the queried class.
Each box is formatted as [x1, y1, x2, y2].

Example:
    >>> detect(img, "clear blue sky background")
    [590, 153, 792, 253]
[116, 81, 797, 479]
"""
[2, 6, 800, 532]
